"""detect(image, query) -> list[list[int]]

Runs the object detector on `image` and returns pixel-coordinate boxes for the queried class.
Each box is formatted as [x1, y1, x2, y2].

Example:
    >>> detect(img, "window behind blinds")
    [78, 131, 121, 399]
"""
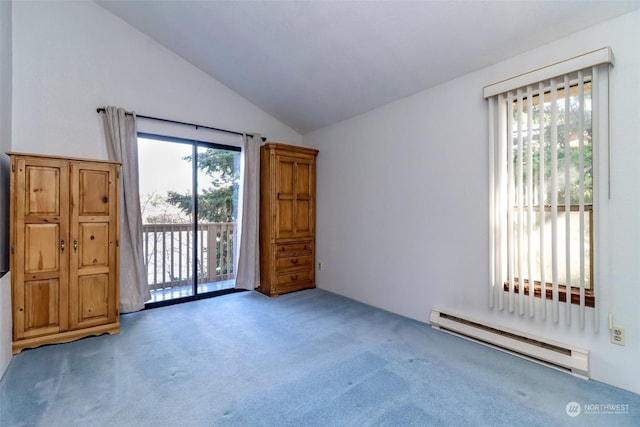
[486, 48, 612, 331]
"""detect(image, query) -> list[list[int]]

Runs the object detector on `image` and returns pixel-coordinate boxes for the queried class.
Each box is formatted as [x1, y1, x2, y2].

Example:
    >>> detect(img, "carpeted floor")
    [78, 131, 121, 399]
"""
[1, 288, 638, 426]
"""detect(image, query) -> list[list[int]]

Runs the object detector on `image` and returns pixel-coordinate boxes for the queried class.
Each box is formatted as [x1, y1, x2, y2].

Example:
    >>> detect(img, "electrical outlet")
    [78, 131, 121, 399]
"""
[611, 326, 625, 346]
[318, 261, 323, 271]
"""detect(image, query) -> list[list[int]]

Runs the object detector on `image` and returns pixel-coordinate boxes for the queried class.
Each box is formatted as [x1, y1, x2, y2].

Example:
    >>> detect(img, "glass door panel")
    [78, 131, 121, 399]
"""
[138, 135, 241, 305]
[138, 137, 195, 302]
[195, 145, 241, 295]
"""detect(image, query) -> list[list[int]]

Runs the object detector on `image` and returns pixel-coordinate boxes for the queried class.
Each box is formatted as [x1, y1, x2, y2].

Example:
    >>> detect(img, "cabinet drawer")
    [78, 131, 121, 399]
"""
[276, 241, 312, 256]
[275, 269, 313, 287]
[275, 254, 313, 272]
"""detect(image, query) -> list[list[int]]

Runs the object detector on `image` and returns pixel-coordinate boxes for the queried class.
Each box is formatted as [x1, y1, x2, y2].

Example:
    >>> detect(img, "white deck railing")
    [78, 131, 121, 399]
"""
[142, 222, 237, 291]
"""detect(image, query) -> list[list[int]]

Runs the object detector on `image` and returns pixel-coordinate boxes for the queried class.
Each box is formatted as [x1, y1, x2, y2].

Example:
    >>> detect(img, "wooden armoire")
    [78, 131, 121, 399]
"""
[8, 153, 120, 354]
[259, 143, 319, 297]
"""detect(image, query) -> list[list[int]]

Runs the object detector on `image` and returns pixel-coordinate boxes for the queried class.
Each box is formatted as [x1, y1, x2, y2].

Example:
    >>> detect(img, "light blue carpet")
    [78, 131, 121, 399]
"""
[1, 288, 638, 426]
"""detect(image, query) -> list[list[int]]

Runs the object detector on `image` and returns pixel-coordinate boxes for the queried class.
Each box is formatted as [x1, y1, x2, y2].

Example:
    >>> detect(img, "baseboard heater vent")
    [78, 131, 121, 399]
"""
[429, 309, 589, 379]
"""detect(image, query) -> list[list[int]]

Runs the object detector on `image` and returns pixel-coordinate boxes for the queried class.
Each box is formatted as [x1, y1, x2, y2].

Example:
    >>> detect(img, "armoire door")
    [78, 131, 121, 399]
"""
[68, 161, 119, 330]
[11, 157, 70, 340]
[275, 155, 315, 240]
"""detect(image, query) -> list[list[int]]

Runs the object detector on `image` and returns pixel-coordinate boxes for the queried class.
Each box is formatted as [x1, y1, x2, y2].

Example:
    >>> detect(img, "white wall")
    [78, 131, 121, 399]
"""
[305, 10, 640, 394]
[0, 0, 13, 381]
[11, 0, 301, 160]
[0, 0, 11, 272]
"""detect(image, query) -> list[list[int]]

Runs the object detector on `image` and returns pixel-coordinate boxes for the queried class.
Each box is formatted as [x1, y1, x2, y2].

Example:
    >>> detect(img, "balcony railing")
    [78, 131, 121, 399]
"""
[142, 222, 237, 292]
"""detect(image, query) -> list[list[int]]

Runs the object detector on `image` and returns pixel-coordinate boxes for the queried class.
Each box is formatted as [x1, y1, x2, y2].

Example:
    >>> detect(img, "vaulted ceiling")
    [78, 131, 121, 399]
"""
[96, 1, 640, 134]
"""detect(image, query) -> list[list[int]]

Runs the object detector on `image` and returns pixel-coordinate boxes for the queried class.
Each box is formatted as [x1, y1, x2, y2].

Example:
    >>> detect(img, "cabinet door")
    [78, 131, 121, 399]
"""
[275, 155, 315, 239]
[11, 157, 69, 339]
[68, 162, 119, 330]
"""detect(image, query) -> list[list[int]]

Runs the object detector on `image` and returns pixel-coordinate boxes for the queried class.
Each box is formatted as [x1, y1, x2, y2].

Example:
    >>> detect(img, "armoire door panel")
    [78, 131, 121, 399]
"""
[295, 200, 311, 235]
[24, 165, 61, 216]
[22, 279, 61, 337]
[78, 169, 111, 216]
[276, 158, 294, 195]
[77, 274, 110, 323]
[295, 162, 311, 198]
[24, 224, 60, 273]
[78, 222, 110, 268]
[277, 200, 294, 237]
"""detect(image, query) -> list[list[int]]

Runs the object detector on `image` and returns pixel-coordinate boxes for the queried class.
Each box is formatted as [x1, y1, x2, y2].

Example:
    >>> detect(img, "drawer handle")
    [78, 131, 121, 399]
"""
[291, 258, 299, 264]
[291, 275, 298, 281]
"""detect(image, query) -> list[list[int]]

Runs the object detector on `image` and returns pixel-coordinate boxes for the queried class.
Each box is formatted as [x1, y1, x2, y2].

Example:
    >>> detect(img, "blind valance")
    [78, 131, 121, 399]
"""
[483, 47, 613, 99]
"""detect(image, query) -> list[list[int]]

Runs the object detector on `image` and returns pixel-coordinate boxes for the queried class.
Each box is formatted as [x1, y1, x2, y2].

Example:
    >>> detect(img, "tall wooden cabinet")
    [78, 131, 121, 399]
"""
[259, 143, 319, 297]
[9, 153, 120, 354]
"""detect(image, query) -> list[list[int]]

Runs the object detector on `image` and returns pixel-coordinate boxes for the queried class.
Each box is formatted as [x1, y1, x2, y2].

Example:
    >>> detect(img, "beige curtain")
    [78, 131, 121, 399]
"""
[102, 106, 151, 312]
[235, 133, 262, 290]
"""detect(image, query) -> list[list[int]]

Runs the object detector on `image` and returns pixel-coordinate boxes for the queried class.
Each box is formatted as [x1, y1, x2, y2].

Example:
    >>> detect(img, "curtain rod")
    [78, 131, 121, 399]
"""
[96, 107, 266, 141]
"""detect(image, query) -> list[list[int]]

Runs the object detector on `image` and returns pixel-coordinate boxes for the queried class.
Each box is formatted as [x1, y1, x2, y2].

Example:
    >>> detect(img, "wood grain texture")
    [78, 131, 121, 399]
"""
[9, 153, 120, 353]
[259, 143, 318, 297]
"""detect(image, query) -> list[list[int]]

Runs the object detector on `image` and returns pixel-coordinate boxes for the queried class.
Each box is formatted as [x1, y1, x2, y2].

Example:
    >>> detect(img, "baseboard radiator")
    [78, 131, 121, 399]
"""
[429, 309, 589, 379]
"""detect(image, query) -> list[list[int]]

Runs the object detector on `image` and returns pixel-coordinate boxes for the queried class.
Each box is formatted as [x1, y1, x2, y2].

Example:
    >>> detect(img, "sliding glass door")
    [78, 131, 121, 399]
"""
[137, 134, 241, 305]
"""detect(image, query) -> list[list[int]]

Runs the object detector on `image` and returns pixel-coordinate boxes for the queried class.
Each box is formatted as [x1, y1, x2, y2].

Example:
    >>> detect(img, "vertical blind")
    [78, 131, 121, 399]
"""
[485, 48, 612, 331]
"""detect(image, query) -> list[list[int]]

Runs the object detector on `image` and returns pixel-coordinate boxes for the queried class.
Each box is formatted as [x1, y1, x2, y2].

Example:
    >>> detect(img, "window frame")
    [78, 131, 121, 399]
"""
[137, 132, 243, 309]
[486, 48, 612, 327]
